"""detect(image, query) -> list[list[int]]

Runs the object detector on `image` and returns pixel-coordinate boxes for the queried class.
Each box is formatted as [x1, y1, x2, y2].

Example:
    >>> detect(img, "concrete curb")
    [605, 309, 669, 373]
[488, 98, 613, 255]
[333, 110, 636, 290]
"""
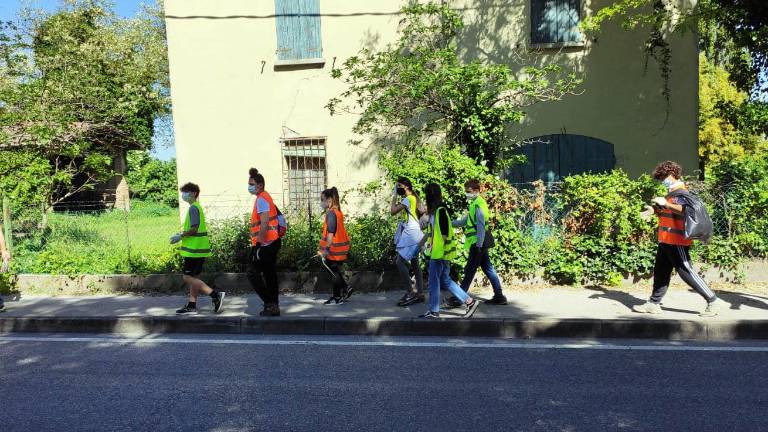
[1, 316, 767, 340]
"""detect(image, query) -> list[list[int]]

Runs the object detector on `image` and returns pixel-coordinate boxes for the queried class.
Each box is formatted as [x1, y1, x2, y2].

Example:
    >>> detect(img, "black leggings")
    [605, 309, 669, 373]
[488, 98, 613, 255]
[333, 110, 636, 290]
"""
[651, 243, 717, 304]
[324, 260, 348, 297]
[247, 239, 282, 305]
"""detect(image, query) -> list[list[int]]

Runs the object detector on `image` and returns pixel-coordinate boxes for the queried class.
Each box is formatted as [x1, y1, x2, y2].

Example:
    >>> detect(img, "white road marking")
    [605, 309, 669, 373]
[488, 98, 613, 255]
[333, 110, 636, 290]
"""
[1, 335, 768, 352]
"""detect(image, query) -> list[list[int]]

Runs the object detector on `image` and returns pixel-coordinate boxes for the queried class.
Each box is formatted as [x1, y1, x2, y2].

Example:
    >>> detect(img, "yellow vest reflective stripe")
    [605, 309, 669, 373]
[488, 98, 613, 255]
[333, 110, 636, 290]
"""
[180, 202, 212, 258]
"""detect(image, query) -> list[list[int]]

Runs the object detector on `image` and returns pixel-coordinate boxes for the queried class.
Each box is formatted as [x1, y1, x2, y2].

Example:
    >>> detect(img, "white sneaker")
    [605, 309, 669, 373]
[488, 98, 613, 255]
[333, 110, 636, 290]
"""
[700, 298, 726, 317]
[632, 301, 662, 314]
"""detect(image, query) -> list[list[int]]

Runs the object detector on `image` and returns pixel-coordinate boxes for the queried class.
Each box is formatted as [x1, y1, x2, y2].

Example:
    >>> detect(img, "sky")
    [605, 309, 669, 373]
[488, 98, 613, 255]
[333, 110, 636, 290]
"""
[0, 0, 177, 161]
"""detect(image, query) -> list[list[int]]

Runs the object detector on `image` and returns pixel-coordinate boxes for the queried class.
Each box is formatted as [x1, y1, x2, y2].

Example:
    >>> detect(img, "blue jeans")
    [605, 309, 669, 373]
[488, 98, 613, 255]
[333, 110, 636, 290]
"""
[428, 259, 469, 313]
[460, 246, 503, 296]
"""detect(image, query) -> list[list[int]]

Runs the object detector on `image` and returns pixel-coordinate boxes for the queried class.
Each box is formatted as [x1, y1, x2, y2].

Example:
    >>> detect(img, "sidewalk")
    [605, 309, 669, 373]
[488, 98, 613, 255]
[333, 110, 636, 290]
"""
[1, 286, 767, 340]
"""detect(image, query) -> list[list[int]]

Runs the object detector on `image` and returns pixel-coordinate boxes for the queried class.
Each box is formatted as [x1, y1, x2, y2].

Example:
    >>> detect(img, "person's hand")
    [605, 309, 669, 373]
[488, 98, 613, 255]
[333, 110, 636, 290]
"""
[639, 205, 655, 222]
[169, 234, 182, 244]
[652, 197, 668, 207]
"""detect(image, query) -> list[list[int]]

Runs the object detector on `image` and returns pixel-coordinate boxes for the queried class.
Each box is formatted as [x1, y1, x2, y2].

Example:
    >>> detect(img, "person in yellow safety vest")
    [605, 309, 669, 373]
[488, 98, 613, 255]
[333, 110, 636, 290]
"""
[171, 182, 225, 314]
[317, 187, 353, 304]
[634, 161, 727, 317]
[417, 183, 480, 319]
[448, 179, 508, 307]
[247, 168, 282, 317]
[390, 177, 425, 307]
[0, 226, 11, 312]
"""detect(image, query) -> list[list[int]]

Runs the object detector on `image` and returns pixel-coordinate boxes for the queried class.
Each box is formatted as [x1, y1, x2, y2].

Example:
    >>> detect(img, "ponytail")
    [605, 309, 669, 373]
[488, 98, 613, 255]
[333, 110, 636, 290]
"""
[322, 187, 341, 211]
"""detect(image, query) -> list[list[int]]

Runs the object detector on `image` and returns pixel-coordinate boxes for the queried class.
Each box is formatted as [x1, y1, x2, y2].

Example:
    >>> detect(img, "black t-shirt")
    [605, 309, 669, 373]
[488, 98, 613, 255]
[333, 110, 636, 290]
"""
[437, 208, 450, 234]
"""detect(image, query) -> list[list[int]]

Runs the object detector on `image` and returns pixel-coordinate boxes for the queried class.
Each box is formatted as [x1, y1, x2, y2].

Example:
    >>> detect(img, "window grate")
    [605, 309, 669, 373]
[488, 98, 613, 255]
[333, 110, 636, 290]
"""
[281, 137, 327, 214]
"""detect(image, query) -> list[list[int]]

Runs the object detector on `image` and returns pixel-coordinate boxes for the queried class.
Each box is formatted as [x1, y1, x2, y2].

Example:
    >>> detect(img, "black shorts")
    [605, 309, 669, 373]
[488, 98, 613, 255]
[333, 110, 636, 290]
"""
[182, 258, 205, 277]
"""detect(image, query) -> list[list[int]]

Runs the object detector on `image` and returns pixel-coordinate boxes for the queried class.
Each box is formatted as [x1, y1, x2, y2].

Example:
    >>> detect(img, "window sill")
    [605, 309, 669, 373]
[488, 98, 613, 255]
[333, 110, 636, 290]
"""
[529, 41, 585, 50]
[274, 58, 326, 69]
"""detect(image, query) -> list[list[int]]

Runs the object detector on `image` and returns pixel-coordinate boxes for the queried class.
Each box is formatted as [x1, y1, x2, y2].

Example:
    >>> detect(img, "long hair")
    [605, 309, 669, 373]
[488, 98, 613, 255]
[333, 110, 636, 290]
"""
[397, 176, 424, 216]
[424, 183, 442, 215]
[321, 187, 341, 211]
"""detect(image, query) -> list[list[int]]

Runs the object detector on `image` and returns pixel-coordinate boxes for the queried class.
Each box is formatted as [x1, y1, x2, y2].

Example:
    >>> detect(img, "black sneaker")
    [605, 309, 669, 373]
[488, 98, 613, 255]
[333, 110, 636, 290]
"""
[485, 294, 508, 305]
[323, 296, 345, 305]
[343, 285, 355, 300]
[444, 296, 464, 309]
[463, 299, 480, 318]
[0, 303, 5, 313]
[259, 304, 281, 317]
[399, 293, 425, 307]
[176, 304, 197, 314]
[212, 292, 226, 313]
[418, 311, 440, 319]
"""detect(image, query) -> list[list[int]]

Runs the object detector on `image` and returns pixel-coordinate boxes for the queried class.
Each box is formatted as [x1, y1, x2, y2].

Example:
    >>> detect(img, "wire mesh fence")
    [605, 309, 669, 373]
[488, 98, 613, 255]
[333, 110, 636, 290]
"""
[0, 181, 745, 275]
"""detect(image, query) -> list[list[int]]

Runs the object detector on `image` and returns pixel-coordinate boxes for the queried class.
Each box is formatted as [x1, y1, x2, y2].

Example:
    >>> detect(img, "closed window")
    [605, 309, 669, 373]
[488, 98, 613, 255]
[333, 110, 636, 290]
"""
[281, 137, 327, 213]
[507, 134, 615, 184]
[530, 0, 582, 46]
[274, 0, 323, 65]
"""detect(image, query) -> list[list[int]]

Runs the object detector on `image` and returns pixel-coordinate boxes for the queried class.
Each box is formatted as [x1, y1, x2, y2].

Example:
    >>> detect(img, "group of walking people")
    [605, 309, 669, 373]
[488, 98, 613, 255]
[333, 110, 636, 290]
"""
[172, 168, 507, 318]
[166, 160, 725, 319]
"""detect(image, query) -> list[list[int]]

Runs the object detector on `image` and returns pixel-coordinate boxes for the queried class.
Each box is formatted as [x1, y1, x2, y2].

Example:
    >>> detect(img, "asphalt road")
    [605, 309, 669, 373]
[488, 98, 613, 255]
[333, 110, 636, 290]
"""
[1, 334, 767, 432]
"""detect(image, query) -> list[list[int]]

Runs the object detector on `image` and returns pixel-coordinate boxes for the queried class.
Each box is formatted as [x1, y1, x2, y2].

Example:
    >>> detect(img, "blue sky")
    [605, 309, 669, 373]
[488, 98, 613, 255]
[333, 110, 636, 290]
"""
[0, 0, 176, 161]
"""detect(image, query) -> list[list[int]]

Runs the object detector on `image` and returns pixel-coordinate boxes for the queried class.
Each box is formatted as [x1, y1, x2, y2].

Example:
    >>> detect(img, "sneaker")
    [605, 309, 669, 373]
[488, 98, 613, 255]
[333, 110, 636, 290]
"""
[176, 304, 197, 314]
[463, 299, 480, 318]
[0, 303, 5, 313]
[443, 296, 464, 309]
[323, 296, 345, 305]
[700, 298, 726, 317]
[485, 294, 508, 305]
[418, 311, 440, 319]
[632, 301, 662, 314]
[399, 293, 425, 307]
[212, 292, 226, 313]
[259, 304, 281, 317]
[343, 285, 355, 300]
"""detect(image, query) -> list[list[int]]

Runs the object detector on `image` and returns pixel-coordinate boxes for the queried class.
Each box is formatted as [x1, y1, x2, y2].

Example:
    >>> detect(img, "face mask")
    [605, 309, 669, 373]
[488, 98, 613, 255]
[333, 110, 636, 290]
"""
[248, 184, 258, 194]
[396, 187, 406, 196]
[181, 192, 195, 203]
[466, 192, 478, 201]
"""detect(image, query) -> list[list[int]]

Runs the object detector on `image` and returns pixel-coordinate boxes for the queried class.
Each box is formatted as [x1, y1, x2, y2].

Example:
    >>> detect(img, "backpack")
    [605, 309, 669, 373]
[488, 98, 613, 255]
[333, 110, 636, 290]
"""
[275, 206, 288, 238]
[670, 190, 713, 243]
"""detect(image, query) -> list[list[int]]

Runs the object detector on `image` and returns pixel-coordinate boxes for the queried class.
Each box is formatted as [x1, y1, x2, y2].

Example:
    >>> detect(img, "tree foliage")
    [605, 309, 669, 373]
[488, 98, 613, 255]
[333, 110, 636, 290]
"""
[125, 150, 177, 208]
[327, 2, 580, 171]
[0, 0, 169, 210]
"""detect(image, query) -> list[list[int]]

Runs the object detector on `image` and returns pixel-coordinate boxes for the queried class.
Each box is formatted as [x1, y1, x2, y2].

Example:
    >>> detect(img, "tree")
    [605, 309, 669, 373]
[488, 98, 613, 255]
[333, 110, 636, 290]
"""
[327, 2, 580, 171]
[0, 0, 169, 213]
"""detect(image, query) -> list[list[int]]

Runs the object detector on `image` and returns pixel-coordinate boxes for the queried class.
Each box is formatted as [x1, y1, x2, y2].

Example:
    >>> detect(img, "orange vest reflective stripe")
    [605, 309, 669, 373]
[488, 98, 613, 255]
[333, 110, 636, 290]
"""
[319, 208, 350, 262]
[658, 191, 691, 246]
[250, 191, 279, 246]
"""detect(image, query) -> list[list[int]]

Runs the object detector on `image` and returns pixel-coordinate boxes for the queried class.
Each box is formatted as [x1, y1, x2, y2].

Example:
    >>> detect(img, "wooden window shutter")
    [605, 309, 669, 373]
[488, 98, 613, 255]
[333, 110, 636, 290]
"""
[275, 0, 323, 62]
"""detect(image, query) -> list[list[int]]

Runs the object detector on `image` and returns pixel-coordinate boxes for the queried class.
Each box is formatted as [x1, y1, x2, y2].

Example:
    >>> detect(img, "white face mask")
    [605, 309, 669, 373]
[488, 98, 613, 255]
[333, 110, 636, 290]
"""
[181, 192, 195, 203]
[662, 178, 675, 188]
[466, 192, 479, 201]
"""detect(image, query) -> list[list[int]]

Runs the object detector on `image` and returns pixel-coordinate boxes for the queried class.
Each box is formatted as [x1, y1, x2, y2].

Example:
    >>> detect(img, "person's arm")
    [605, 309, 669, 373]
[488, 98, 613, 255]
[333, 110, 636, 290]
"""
[438, 209, 450, 242]
[256, 197, 271, 245]
[180, 206, 200, 238]
[319, 211, 337, 256]
[452, 214, 468, 228]
[390, 194, 406, 216]
[653, 197, 684, 214]
[474, 208, 485, 248]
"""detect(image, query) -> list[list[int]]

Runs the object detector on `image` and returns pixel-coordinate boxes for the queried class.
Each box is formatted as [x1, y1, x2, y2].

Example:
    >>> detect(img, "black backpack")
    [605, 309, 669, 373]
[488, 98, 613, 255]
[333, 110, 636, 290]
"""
[669, 190, 713, 243]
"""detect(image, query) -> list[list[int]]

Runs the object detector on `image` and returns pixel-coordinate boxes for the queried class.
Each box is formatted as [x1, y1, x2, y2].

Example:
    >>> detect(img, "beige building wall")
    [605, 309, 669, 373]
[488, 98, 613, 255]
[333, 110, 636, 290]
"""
[165, 0, 698, 218]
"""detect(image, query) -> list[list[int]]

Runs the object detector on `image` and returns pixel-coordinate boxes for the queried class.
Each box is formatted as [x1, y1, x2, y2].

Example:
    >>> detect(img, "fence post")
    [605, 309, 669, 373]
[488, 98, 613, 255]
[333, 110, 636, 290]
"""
[2, 195, 12, 254]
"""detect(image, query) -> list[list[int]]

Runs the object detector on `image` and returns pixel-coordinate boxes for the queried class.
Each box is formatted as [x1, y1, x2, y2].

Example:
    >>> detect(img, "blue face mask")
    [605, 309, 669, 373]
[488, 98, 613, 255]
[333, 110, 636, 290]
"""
[181, 192, 194, 203]
[248, 184, 258, 194]
[662, 178, 675, 189]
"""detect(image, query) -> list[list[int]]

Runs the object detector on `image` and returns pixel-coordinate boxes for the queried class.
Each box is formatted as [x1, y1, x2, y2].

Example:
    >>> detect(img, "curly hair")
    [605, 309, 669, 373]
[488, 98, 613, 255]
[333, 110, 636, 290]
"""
[652, 161, 682, 180]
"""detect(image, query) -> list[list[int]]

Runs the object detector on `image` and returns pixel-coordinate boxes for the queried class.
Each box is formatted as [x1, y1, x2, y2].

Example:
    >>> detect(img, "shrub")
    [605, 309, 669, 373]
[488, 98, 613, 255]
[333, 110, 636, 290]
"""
[126, 150, 179, 208]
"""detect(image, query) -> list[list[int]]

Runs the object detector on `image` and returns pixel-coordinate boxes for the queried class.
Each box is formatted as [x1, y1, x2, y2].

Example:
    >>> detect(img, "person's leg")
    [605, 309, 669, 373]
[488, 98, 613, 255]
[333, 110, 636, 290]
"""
[439, 260, 470, 303]
[671, 245, 717, 303]
[427, 259, 441, 313]
[246, 246, 269, 303]
[0, 295, 5, 312]
[411, 256, 424, 295]
[262, 240, 281, 306]
[650, 244, 674, 304]
[479, 247, 504, 297]
[396, 254, 412, 294]
[325, 261, 346, 298]
[459, 246, 481, 292]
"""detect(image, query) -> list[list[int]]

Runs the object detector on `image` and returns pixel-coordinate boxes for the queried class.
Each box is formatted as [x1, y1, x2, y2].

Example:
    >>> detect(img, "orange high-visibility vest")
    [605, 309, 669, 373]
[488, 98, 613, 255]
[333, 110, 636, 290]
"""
[250, 191, 279, 246]
[319, 208, 350, 262]
[658, 188, 691, 246]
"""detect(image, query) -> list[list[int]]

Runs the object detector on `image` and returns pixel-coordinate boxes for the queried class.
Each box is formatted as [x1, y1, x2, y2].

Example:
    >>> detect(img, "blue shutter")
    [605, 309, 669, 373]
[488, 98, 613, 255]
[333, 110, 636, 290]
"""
[275, 0, 322, 62]
[507, 134, 616, 184]
[531, 0, 580, 44]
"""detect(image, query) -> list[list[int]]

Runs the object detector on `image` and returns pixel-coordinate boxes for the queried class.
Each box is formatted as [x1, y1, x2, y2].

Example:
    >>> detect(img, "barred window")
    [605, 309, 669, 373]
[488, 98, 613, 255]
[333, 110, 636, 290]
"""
[281, 137, 327, 213]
